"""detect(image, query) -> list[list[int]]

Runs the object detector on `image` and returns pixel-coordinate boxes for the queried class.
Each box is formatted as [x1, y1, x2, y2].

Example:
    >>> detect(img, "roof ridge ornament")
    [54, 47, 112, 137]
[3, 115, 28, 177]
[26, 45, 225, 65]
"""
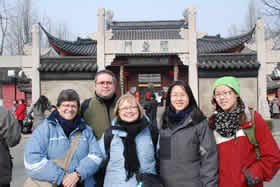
[106, 10, 114, 30]
[182, 9, 188, 24]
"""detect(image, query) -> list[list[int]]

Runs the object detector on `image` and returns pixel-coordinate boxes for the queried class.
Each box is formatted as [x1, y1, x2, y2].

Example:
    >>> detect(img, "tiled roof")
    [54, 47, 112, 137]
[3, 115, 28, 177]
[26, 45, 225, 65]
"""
[39, 24, 97, 56]
[115, 52, 178, 57]
[271, 64, 280, 80]
[110, 20, 188, 40]
[40, 22, 254, 56]
[39, 56, 97, 72]
[198, 53, 259, 70]
[267, 75, 280, 90]
[197, 28, 255, 54]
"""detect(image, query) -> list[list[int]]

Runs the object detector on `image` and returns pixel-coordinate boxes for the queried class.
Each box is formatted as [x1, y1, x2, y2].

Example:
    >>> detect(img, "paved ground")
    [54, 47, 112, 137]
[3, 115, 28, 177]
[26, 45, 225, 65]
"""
[10, 118, 280, 187]
[10, 134, 30, 187]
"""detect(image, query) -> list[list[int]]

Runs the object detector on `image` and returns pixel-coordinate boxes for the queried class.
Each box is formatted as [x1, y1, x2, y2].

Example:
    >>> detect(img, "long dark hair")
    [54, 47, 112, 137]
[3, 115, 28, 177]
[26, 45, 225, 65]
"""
[161, 80, 206, 129]
[34, 96, 50, 113]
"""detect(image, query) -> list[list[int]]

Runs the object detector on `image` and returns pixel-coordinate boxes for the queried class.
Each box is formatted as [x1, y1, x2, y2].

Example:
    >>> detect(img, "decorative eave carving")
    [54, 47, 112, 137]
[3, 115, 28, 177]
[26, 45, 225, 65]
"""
[105, 54, 116, 67]
[178, 53, 190, 65]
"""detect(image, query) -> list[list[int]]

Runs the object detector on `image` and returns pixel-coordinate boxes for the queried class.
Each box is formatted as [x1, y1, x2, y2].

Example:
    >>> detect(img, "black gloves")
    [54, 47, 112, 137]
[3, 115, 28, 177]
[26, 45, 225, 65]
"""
[245, 170, 259, 186]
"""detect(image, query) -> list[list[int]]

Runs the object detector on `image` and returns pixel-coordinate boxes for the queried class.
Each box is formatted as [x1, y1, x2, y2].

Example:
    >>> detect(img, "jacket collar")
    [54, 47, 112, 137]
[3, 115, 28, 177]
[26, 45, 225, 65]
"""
[47, 110, 86, 131]
[171, 114, 193, 135]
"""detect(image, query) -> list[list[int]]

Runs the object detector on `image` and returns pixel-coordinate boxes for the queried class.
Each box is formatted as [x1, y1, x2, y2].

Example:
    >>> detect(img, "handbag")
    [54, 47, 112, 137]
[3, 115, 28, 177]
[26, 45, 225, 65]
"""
[136, 173, 165, 187]
[24, 131, 81, 187]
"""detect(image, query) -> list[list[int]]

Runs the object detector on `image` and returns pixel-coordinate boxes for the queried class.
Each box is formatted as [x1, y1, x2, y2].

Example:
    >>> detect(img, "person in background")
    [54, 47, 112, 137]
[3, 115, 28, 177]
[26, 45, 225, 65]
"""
[0, 106, 21, 187]
[271, 96, 280, 119]
[144, 93, 158, 124]
[99, 94, 157, 187]
[24, 89, 103, 187]
[208, 76, 280, 187]
[15, 99, 26, 131]
[27, 95, 51, 131]
[160, 80, 218, 187]
[11, 100, 17, 115]
[81, 70, 118, 140]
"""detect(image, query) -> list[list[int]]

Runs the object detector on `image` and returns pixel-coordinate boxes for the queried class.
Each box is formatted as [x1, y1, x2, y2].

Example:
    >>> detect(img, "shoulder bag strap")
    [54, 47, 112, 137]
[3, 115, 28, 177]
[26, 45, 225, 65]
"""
[53, 130, 81, 170]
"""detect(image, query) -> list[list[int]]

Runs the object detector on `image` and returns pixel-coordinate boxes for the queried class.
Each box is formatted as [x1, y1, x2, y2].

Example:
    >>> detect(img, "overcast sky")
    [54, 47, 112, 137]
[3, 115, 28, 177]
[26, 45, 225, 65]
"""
[34, 0, 260, 39]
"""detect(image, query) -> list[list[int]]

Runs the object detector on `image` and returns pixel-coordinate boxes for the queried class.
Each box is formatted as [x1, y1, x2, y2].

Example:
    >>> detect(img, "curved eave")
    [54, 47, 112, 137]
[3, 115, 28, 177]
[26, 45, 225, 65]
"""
[39, 23, 97, 56]
[198, 27, 255, 54]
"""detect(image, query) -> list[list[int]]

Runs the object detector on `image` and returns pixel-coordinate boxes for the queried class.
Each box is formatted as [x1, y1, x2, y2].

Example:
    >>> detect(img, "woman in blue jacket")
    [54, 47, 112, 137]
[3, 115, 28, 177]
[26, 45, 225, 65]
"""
[99, 94, 157, 187]
[24, 89, 103, 187]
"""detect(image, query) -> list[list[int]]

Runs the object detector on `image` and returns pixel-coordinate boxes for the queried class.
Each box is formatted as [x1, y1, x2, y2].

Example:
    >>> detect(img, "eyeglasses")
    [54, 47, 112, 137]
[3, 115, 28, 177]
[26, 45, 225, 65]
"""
[96, 81, 113, 86]
[119, 106, 138, 112]
[61, 104, 78, 109]
[214, 90, 233, 99]
[171, 94, 187, 99]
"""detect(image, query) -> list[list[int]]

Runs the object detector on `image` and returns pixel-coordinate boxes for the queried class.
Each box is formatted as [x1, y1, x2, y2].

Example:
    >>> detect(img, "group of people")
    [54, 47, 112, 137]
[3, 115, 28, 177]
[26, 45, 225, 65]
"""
[1, 69, 279, 187]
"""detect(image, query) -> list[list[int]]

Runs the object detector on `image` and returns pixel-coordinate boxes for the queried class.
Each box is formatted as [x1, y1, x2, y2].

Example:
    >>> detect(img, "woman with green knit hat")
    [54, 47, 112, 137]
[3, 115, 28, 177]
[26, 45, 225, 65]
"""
[208, 76, 280, 187]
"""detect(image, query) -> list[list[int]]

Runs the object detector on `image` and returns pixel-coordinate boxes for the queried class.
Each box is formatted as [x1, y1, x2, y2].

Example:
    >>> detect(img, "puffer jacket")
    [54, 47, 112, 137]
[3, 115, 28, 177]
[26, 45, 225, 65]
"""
[99, 118, 157, 187]
[209, 105, 280, 187]
[0, 107, 21, 184]
[160, 115, 218, 187]
[24, 111, 103, 187]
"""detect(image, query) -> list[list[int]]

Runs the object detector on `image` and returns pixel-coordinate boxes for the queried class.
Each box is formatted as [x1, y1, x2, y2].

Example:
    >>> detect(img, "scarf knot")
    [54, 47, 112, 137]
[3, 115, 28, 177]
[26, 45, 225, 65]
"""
[215, 100, 244, 137]
[168, 106, 192, 125]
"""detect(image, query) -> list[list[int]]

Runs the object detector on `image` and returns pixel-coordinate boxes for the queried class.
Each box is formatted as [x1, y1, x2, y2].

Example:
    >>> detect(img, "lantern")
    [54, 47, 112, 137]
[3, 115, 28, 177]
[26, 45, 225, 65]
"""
[124, 71, 130, 77]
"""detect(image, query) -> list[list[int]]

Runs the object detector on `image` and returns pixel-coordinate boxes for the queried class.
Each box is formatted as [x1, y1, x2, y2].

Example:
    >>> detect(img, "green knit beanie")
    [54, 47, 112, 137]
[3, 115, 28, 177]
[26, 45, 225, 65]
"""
[213, 76, 240, 96]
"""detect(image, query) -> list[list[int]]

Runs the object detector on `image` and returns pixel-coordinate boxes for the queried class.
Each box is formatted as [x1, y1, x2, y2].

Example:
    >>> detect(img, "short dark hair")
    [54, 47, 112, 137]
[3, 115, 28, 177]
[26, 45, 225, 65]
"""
[94, 69, 117, 84]
[56, 89, 80, 110]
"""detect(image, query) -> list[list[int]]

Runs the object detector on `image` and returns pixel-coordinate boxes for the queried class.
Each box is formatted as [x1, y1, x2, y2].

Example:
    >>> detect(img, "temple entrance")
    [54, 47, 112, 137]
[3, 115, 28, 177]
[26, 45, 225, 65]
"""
[137, 73, 162, 104]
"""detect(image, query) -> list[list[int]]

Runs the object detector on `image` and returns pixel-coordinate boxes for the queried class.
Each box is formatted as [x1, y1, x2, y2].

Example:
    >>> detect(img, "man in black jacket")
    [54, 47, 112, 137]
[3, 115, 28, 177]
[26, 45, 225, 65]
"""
[144, 93, 158, 124]
[0, 106, 21, 187]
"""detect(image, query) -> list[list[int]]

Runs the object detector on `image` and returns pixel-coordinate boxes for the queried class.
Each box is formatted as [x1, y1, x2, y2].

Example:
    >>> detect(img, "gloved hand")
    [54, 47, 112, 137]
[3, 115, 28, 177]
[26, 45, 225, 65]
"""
[245, 170, 259, 186]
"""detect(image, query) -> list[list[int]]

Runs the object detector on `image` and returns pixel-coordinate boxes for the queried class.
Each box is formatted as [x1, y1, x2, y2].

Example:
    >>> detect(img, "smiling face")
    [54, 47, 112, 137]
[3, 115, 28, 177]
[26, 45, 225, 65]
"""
[57, 101, 78, 121]
[118, 100, 139, 123]
[214, 85, 238, 112]
[170, 85, 189, 113]
[95, 73, 116, 99]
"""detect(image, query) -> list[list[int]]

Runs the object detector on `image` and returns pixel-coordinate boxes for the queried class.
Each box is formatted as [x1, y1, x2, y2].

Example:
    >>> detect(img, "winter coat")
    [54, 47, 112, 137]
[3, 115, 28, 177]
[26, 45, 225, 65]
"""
[209, 106, 280, 187]
[272, 98, 279, 114]
[99, 119, 157, 187]
[24, 111, 103, 187]
[15, 103, 26, 120]
[0, 106, 21, 184]
[27, 104, 47, 130]
[144, 99, 158, 122]
[160, 115, 218, 187]
[83, 94, 117, 140]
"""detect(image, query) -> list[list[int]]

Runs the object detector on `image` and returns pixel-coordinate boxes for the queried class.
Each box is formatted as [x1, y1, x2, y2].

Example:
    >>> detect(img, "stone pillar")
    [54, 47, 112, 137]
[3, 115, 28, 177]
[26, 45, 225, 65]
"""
[120, 65, 124, 95]
[256, 18, 270, 119]
[32, 24, 41, 103]
[188, 6, 199, 101]
[174, 64, 179, 81]
[97, 8, 105, 71]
